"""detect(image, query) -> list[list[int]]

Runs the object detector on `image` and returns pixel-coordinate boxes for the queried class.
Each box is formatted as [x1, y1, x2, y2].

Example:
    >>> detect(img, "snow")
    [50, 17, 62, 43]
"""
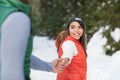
[111, 28, 120, 42]
[30, 28, 120, 80]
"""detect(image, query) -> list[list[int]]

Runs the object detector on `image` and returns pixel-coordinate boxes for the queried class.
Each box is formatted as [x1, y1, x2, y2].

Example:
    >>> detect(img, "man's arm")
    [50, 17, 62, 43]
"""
[30, 55, 52, 72]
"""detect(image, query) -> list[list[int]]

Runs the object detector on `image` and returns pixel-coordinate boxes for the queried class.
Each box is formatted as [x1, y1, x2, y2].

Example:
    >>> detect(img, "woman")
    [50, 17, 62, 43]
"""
[55, 17, 87, 80]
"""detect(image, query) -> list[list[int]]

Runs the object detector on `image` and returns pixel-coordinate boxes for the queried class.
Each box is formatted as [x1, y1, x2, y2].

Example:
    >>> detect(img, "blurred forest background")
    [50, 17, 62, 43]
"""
[28, 0, 120, 56]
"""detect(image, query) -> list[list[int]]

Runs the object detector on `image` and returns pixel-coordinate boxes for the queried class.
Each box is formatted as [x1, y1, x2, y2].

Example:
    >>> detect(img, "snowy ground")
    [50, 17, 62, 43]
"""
[30, 28, 120, 80]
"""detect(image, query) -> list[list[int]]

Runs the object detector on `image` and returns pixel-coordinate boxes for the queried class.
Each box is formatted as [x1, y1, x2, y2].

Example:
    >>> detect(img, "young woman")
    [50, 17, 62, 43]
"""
[55, 17, 87, 80]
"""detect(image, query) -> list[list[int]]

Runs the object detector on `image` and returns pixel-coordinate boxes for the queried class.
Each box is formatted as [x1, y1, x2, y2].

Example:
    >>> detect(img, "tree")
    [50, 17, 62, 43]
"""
[29, 0, 120, 56]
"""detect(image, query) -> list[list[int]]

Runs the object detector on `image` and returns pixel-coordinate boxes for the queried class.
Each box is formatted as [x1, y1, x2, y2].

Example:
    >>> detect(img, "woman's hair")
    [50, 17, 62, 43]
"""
[56, 17, 87, 57]
[56, 31, 68, 51]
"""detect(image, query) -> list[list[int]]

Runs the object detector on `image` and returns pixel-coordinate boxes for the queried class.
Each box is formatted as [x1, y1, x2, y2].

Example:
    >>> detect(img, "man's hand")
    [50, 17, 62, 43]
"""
[51, 59, 62, 73]
[57, 58, 69, 69]
[51, 58, 69, 73]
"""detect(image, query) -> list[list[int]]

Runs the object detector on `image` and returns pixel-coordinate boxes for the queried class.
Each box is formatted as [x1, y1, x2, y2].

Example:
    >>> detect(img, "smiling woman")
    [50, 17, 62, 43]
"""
[55, 17, 87, 80]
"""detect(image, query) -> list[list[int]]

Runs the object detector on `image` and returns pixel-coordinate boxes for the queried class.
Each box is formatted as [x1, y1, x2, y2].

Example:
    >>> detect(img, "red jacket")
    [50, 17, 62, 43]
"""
[56, 36, 87, 80]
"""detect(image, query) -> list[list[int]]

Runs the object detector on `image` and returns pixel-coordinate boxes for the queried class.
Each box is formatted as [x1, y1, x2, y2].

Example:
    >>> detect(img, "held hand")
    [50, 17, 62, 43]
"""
[51, 59, 63, 73]
[58, 58, 69, 68]
[54, 58, 69, 72]
[51, 58, 69, 73]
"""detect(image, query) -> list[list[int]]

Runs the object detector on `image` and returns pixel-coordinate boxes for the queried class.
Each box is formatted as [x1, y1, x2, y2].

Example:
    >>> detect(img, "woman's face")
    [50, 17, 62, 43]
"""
[69, 21, 83, 40]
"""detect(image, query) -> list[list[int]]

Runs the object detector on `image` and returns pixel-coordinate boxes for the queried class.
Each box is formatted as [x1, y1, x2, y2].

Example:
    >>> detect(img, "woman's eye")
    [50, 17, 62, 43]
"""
[78, 26, 82, 29]
[70, 25, 75, 29]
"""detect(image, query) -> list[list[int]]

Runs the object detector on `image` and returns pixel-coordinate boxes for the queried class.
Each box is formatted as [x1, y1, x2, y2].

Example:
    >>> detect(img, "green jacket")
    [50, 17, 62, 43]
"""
[0, 0, 33, 80]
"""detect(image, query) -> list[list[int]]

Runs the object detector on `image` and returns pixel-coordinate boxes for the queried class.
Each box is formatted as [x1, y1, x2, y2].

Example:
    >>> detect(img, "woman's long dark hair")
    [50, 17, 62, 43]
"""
[56, 17, 87, 57]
